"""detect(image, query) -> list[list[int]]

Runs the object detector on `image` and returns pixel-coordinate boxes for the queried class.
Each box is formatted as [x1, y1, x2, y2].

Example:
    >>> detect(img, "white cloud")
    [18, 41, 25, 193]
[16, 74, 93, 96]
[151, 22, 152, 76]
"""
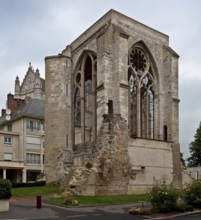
[180, 61, 201, 81]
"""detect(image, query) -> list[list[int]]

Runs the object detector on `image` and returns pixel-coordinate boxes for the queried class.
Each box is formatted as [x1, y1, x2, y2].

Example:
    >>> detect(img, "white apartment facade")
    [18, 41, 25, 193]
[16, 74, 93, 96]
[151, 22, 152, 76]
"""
[0, 64, 45, 183]
[0, 99, 44, 183]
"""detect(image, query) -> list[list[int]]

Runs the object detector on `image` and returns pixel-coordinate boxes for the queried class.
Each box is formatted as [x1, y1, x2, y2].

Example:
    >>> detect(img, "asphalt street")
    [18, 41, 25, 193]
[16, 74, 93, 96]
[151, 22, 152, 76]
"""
[0, 200, 150, 220]
[1, 198, 201, 220]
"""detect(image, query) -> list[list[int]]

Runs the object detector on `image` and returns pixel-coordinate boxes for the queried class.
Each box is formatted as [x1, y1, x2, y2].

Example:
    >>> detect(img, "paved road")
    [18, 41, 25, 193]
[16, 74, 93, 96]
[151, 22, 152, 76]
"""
[0, 199, 150, 220]
[2, 197, 201, 220]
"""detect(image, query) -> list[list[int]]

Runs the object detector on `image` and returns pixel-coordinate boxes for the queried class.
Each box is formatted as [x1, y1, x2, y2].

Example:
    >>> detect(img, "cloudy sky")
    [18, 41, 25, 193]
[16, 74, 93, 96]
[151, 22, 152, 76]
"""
[0, 0, 201, 159]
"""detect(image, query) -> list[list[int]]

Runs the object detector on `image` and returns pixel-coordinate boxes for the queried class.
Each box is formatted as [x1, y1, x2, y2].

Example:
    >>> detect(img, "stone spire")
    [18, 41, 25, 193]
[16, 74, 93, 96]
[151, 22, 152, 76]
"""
[35, 68, 40, 78]
[34, 68, 42, 99]
[14, 75, 20, 97]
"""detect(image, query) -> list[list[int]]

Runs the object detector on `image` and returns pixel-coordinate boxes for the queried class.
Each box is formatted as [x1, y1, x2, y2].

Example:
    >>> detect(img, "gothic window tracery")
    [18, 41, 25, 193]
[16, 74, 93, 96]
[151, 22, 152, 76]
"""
[74, 88, 81, 124]
[73, 52, 97, 145]
[128, 46, 155, 139]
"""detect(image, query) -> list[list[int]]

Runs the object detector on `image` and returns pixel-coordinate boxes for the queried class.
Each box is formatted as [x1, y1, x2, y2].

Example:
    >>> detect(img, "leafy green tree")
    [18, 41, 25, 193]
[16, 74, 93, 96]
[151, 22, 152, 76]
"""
[187, 122, 201, 167]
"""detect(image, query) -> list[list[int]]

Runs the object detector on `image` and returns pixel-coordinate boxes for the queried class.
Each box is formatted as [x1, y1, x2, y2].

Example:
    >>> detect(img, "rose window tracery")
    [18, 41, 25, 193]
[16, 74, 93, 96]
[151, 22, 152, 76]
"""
[129, 48, 147, 75]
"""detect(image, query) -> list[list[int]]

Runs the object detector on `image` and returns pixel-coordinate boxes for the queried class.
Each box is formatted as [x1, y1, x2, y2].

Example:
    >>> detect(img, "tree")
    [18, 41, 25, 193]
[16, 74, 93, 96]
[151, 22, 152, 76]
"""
[187, 122, 201, 167]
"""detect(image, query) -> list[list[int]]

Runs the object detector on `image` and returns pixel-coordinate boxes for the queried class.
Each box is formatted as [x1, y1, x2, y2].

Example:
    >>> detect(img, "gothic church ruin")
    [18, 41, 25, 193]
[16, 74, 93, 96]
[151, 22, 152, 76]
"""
[44, 10, 182, 195]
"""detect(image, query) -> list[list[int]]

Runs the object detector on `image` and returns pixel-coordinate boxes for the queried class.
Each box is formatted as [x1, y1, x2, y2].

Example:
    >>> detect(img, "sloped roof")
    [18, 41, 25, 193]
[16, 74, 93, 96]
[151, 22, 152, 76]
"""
[1, 99, 44, 126]
[12, 99, 44, 121]
[0, 115, 6, 125]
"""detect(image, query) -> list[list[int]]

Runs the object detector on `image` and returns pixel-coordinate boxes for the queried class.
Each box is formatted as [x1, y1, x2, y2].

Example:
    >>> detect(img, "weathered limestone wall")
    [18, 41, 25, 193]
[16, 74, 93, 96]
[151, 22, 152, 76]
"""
[44, 9, 182, 191]
[94, 114, 130, 195]
[44, 55, 72, 182]
[172, 143, 182, 188]
[162, 46, 179, 142]
[96, 24, 114, 131]
[61, 114, 131, 195]
[62, 114, 175, 195]
[128, 138, 173, 194]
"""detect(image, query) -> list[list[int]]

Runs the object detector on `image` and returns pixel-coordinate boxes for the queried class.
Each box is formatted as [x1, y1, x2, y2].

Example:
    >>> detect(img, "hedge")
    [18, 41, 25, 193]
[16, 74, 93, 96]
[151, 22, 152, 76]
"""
[12, 181, 46, 188]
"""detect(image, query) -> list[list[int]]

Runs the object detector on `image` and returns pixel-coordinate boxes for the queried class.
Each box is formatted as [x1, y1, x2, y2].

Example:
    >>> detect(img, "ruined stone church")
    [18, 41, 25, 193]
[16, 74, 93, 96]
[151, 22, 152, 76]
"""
[44, 10, 182, 195]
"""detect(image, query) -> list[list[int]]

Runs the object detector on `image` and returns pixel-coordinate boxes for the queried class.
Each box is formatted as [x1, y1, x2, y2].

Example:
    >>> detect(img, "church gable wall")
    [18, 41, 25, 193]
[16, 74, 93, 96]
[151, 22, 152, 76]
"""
[44, 9, 181, 191]
[14, 63, 45, 101]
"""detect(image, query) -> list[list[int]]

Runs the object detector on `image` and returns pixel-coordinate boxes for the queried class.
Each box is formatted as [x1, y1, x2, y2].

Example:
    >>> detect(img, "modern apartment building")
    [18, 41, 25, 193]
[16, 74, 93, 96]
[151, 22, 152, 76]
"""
[0, 99, 44, 183]
[0, 63, 45, 183]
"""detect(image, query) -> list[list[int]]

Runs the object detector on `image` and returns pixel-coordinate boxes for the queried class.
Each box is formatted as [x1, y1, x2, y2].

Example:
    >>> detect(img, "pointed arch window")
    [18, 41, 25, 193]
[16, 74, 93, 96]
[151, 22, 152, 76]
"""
[128, 46, 155, 139]
[73, 52, 97, 145]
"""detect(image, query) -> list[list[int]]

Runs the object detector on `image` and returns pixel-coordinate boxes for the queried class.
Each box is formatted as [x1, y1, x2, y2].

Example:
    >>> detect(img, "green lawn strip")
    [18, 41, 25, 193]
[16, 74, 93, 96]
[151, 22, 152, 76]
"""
[45, 194, 149, 207]
[12, 185, 60, 197]
[12, 185, 150, 207]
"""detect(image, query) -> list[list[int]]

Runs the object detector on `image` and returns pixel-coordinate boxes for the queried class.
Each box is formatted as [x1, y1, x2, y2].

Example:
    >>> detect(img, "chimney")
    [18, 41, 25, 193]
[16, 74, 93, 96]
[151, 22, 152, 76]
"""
[7, 93, 18, 115]
[1, 109, 6, 116]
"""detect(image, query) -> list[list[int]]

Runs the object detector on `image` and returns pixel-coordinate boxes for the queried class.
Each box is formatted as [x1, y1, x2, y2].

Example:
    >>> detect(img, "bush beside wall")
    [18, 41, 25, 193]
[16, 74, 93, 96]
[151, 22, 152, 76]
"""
[0, 179, 12, 199]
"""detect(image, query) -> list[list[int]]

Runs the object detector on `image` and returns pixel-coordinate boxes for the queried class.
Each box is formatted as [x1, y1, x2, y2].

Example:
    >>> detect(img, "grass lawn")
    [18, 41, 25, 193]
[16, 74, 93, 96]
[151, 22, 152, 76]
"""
[12, 185, 60, 197]
[46, 194, 150, 207]
[12, 185, 149, 206]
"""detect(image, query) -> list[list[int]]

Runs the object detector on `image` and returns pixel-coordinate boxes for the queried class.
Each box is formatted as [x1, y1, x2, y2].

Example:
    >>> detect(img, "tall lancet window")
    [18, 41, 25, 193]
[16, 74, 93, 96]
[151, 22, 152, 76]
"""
[128, 46, 155, 139]
[73, 52, 97, 145]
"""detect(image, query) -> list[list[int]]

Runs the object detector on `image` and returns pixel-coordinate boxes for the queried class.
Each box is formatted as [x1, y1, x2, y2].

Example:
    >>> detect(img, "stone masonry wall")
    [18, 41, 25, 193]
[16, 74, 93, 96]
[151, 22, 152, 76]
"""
[44, 55, 72, 183]
[45, 10, 182, 191]
[94, 114, 130, 195]
[61, 114, 132, 195]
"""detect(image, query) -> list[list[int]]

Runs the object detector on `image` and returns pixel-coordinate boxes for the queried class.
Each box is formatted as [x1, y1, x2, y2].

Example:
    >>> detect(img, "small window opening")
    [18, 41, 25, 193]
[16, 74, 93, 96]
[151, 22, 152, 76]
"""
[164, 125, 168, 141]
[108, 100, 113, 114]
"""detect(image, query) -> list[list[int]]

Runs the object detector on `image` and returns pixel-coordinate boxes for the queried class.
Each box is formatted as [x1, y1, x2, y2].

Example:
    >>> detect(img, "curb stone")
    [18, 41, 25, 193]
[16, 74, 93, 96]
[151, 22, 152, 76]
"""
[150, 210, 201, 219]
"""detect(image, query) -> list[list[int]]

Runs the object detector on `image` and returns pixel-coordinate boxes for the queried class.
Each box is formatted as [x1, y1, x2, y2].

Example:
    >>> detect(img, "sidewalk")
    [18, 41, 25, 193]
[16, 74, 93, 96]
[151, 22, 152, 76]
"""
[0, 196, 60, 219]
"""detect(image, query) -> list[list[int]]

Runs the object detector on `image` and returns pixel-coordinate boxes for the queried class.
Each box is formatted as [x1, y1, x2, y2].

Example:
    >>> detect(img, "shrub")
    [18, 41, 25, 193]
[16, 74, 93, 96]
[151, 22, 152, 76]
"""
[149, 183, 179, 212]
[0, 179, 12, 199]
[12, 181, 46, 188]
[85, 162, 93, 169]
[174, 204, 193, 212]
[183, 180, 201, 208]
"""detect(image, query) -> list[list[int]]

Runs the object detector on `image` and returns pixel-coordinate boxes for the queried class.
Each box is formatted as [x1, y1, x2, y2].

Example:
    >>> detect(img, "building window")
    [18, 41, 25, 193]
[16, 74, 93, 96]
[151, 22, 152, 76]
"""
[27, 120, 41, 132]
[26, 153, 41, 165]
[4, 153, 12, 161]
[26, 137, 41, 150]
[73, 52, 97, 145]
[4, 136, 12, 145]
[128, 45, 155, 139]
[164, 125, 168, 141]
